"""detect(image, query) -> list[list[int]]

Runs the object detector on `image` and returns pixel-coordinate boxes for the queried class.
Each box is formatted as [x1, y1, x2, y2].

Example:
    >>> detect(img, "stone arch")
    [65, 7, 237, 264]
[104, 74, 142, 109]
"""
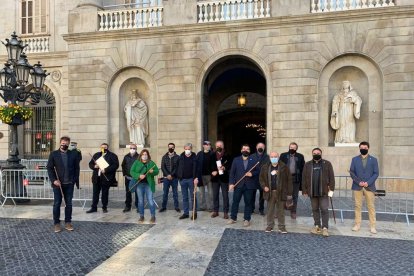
[196, 49, 272, 150]
[108, 66, 158, 154]
[318, 53, 383, 155]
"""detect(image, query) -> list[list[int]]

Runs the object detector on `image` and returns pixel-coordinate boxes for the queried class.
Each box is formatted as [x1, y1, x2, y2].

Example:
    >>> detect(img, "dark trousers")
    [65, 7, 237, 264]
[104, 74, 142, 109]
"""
[162, 177, 179, 209]
[91, 179, 110, 210]
[230, 186, 254, 221]
[53, 184, 74, 224]
[292, 179, 300, 212]
[125, 178, 138, 209]
[251, 187, 264, 213]
[311, 196, 329, 229]
[212, 180, 229, 213]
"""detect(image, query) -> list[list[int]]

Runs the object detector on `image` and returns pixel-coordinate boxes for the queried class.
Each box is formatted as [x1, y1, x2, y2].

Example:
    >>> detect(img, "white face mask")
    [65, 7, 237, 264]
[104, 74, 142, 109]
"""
[185, 149, 191, 155]
[142, 155, 148, 161]
[129, 149, 136, 155]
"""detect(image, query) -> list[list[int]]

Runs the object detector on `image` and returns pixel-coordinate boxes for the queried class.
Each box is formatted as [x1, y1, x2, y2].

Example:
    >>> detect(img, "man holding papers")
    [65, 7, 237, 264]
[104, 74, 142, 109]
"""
[86, 143, 119, 213]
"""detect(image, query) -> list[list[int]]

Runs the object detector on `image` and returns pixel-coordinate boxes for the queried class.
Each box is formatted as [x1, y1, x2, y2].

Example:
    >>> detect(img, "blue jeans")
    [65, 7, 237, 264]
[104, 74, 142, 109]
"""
[180, 178, 197, 215]
[53, 184, 74, 224]
[230, 185, 254, 221]
[136, 183, 155, 217]
[162, 177, 179, 209]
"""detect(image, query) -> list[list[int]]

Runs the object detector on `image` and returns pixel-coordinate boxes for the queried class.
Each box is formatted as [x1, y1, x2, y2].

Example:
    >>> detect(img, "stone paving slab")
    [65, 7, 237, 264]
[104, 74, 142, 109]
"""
[0, 218, 152, 276]
[205, 228, 414, 276]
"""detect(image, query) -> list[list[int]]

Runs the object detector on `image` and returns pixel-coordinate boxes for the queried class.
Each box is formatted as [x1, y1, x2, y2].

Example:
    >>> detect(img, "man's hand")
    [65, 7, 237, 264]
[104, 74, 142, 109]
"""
[101, 169, 105, 174]
[211, 171, 218, 176]
[75, 181, 79, 189]
[264, 187, 269, 192]
[245, 172, 252, 177]
[359, 181, 365, 187]
[94, 164, 99, 169]
[363, 182, 368, 188]
[194, 178, 199, 185]
[229, 184, 235, 191]
[53, 180, 61, 187]
[149, 169, 153, 174]
[139, 174, 146, 180]
[167, 175, 172, 180]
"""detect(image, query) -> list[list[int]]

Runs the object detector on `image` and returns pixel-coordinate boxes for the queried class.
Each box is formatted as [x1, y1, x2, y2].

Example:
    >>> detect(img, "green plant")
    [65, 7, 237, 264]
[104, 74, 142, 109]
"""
[0, 103, 33, 124]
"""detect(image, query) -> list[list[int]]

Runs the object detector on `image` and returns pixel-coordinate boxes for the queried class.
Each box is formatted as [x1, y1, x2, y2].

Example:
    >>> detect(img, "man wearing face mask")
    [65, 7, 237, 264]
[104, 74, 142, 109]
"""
[350, 141, 379, 234]
[86, 143, 119, 214]
[211, 140, 232, 219]
[259, 151, 292, 233]
[176, 143, 200, 220]
[47, 136, 80, 233]
[196, 141, 215, 212]
[302, 148, 335, 237]
[121, 143, 139, 213]
[160, 143, 180, 213]
[228, 144, 259, 227]
[280, 142, 305, 219]
[251, 142, 269, 216]
[69, 142, 82, 189]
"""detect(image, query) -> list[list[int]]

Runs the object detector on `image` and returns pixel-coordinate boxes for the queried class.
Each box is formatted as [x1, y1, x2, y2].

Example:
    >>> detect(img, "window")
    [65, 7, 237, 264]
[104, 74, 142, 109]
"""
[23, 87, 56, 159]
[21, 0, 48, 35]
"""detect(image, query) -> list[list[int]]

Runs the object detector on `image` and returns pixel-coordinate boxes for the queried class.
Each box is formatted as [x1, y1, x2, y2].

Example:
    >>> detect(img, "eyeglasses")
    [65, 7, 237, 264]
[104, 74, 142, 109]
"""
[130, 148, 137, 150]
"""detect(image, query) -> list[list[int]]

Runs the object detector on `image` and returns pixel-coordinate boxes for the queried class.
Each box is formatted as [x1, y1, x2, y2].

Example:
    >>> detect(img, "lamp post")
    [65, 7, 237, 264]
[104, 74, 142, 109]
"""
[0, 32, 48, 168]
[0, 32, 48, 200]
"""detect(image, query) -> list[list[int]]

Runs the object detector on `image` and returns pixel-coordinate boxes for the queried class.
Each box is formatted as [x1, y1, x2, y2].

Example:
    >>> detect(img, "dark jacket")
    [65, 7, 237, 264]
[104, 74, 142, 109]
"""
[211, 151, 232, 183]
[279, 151, 305, 185]
[229, 155, 260, 190]
[196, 150, 215, 186]
[259, 161, 292, 201]
[251, 152, 270, 189]
[302, 159, 335, 197]
[176, 152, 200, 180]
[350, 154, 379, 191]
[89, 150, 119, 186]
[161, 152, 180, 178]
[47, 149, 80, 188]
[121, 152, 139, 177]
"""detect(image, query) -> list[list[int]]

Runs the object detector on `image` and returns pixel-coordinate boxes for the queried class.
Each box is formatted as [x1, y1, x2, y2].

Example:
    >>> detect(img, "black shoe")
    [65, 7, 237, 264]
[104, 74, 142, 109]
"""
[179, 214, 189, 219]
[159, 208, 167, 213]
[123, 207, 131, 213]
[192, 212, 197, 220]
[175, 208, 181, 213]
[86, 208, 97, 214]
[259, 210, 265, 216]
[102, 208, 108, 213]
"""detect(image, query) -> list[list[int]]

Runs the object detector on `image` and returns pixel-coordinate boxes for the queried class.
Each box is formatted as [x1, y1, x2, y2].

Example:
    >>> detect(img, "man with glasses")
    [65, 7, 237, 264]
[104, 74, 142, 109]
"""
[160, 143, 180, 212]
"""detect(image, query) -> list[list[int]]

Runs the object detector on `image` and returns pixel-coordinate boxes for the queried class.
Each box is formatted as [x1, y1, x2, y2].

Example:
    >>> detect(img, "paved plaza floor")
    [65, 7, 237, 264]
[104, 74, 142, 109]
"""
[0, 205, 413, 275]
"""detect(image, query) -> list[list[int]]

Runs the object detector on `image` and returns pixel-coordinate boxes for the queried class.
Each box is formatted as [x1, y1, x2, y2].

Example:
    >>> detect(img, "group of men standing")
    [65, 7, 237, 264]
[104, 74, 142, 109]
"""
[47, 136, 379, 238]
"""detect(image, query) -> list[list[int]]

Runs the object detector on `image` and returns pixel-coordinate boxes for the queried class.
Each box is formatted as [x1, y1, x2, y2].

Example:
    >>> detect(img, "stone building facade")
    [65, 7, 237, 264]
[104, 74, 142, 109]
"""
[0, 0, 413, 176]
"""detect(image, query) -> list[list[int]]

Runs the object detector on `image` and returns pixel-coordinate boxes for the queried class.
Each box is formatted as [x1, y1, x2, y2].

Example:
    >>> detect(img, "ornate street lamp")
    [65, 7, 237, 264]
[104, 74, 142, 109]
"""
[0, 32, 48, 199]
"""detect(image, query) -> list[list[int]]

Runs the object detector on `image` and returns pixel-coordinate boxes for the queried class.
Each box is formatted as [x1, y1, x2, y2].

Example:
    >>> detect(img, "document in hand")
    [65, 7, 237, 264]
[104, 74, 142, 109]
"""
[96, 156, 110, 170]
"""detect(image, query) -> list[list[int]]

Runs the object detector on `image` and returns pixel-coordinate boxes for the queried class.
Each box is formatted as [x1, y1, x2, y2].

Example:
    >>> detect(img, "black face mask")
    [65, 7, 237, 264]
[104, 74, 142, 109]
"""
[313, 154, 321, 161]
[360, 149, 368, 155]
[216, 147, 223, 153]
[289, 149, 296, 155]
[168, 148, 174, 153]
[257, 148, 264, 153]
[60, 145, 68, 151]
[102, 149, 108, 153]
[242, 151, 250, 157]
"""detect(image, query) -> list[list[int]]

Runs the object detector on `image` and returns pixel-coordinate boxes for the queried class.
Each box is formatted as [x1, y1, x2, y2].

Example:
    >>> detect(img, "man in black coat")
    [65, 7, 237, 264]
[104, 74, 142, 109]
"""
[279, 142, 305, 219]
[86, 143, 119, 213]
[251, 142, 269, 215]
[121, 143, 139, 212]
[69, 141, 82, 189]
[47, 136, 80, 233]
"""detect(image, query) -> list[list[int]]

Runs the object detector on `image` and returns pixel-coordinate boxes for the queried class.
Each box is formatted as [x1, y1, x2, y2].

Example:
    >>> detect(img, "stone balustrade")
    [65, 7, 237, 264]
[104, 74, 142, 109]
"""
[311, 0, 396, 13]
[197, 0, 271, 23]
[22, 36, 50, 53]
[98, 6, 163, 31]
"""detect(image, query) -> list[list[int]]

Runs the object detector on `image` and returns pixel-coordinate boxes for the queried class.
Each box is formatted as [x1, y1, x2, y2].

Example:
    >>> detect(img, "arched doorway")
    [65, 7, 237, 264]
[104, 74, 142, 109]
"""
[203, 56, 266, 157]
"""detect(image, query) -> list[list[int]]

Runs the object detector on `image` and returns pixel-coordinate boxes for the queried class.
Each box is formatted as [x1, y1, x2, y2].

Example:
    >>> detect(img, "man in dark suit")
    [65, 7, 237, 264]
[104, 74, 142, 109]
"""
[228, 144, 259, 227]
[47, 136, 80, 233]
[69, 141, 82, 189]
[86, 143, 119, 214]
[350, 141, 379, 234]
[280, 142, 305, 219]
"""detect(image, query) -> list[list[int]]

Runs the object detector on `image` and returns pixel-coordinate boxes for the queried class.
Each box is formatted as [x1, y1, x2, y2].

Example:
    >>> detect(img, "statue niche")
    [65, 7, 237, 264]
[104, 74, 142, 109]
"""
[124, 89, 148, 147]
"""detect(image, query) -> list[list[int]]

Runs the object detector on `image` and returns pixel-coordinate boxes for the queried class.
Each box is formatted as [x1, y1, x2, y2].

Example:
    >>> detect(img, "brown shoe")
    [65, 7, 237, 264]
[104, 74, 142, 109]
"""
[54, 224, 61, 233]
[149, 217, 156, 224]
[138, 216, 144, 223]
[290, 212, 297, 219]
[211, 212, 219, 218]
[65, 223, 74, 231]
[265, 226, 273, 233]
[223, 213, 229, 219]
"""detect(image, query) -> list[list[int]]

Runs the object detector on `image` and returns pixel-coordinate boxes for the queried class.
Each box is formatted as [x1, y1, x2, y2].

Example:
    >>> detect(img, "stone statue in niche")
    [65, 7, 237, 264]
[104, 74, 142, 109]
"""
[124, 89, 148, 146]
[330, 80, 362, 143]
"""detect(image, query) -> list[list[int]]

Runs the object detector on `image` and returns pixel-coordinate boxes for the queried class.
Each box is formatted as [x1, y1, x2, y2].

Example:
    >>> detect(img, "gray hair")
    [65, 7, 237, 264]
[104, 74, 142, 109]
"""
[184, 143, 192, 149]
